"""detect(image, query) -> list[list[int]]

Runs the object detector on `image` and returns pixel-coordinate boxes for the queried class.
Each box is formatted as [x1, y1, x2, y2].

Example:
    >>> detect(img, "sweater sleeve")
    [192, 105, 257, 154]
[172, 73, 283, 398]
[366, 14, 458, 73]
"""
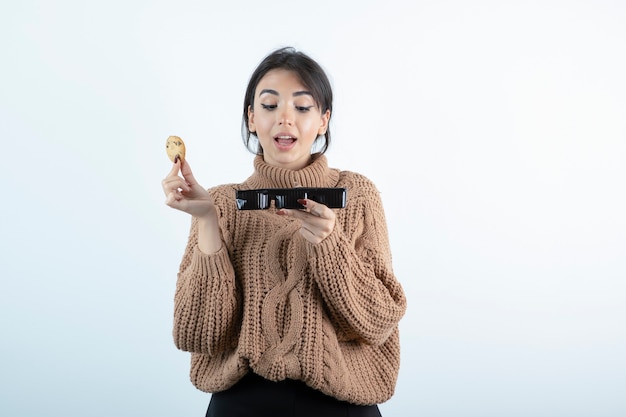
[306, 182, 406, 346]
[172, 217, 241, 355]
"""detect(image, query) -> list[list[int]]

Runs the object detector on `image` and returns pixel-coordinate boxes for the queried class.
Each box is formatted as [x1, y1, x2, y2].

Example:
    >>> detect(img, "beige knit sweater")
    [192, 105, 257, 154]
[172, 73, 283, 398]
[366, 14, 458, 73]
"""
[173, 153, 406, 405]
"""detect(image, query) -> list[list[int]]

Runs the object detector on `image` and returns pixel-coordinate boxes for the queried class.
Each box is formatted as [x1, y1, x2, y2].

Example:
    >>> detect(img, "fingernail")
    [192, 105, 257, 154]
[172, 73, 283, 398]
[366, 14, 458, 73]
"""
[297, 199, 307, 207]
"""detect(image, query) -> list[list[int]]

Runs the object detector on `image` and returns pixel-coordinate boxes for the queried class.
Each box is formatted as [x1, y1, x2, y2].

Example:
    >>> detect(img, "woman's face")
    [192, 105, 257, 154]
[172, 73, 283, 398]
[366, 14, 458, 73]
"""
[248, 69, 330, 170]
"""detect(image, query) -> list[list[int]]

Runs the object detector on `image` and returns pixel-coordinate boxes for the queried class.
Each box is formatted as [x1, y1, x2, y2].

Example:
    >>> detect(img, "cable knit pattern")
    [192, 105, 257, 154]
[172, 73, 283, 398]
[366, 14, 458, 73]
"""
[173, 154, 406, 405]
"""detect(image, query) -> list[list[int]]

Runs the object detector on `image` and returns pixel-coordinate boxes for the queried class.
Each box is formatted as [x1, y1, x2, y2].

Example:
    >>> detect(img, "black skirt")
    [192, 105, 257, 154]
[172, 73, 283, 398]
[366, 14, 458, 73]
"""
[205, 372, 382, 417]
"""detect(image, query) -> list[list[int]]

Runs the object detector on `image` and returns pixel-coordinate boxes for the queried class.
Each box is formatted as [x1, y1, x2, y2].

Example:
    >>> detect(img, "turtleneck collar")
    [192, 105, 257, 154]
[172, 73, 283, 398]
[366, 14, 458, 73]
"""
[243, 153, 340, 189]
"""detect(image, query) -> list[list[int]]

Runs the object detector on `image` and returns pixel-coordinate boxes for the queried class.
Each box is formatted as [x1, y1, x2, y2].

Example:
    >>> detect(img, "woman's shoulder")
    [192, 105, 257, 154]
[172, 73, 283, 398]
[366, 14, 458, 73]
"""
[207, 183, 240, 206]
[337, 169, 380, 194]
[208, 182, 240, 190]
[334, 169, 384, 213]
[208, 183, 239, 194]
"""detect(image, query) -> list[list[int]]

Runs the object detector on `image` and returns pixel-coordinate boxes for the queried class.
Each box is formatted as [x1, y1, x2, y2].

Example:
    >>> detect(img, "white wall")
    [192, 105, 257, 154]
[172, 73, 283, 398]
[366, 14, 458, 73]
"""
[1, 1, 624, 416]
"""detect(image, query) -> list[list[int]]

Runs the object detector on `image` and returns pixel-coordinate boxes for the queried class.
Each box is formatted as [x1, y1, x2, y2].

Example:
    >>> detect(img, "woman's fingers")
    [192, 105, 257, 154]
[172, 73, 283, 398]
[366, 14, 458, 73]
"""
[162, 158, 199, 197]
[179, 159, 200, 187]
[162, 157, 215, 217]
[161, 174, 190, 196]
[277, 199, 335, 244]
[168, 157, 181, 176]
[300, 199, 331, 217]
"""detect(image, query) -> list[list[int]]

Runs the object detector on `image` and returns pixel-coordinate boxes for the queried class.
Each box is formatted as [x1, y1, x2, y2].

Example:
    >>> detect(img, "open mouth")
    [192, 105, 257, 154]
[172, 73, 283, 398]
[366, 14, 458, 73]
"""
[274, 135, 297, 146]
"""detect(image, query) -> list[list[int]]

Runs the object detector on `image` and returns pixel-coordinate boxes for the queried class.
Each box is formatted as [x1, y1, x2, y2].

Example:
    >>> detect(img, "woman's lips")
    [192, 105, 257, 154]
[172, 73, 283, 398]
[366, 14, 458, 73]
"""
[274, 135, 297, 150]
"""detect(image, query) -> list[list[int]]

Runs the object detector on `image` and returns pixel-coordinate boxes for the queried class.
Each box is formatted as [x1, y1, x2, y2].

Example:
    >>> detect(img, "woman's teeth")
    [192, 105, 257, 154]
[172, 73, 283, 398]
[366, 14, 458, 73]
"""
[275, 136, 296, 143]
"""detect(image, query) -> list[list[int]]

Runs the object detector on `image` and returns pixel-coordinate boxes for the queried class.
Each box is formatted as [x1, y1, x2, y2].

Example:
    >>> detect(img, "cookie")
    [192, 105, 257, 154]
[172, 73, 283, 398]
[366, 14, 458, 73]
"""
[166, 135, 186, 163]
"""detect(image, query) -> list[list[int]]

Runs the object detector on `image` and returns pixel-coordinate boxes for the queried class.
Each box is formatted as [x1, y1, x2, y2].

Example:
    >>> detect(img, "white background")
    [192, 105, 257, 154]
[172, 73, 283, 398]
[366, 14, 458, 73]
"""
[1, 1, 625, 416]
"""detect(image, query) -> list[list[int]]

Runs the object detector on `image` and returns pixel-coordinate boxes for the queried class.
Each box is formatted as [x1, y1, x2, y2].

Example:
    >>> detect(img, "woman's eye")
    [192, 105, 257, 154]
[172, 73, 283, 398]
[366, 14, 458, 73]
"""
[261, 104, 277, 110]
[296, 106, 313, 112]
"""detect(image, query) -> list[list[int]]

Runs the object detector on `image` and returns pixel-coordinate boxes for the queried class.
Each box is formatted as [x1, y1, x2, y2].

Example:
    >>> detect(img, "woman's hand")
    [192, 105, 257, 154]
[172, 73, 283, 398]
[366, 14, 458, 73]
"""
[162, 158, 222, 253]
[161, 158, 215, 219]
[277, 199, 336, 244]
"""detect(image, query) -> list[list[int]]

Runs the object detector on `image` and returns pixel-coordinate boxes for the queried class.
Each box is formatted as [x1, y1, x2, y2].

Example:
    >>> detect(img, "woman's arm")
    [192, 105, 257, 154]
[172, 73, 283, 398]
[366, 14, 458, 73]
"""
[306, 185, 406, 346]
[172, 217, 241, 355]
[163, 161, 241, 355]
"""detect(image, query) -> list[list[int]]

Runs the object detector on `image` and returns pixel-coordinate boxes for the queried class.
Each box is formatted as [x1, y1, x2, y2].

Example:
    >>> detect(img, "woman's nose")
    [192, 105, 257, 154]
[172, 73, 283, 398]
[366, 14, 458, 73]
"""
[278, 106, 294, 125]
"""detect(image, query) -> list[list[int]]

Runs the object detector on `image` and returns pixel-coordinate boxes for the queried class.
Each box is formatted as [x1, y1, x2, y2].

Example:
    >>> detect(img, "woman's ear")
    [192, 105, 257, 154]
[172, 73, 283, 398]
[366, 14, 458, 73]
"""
[318, 109, 330, 135]
[248, 105, 256, 133]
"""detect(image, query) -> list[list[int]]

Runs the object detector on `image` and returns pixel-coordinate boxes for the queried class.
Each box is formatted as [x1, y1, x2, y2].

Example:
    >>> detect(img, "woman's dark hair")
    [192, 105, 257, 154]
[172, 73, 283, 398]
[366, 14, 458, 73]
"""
[242, 47, 333, 155]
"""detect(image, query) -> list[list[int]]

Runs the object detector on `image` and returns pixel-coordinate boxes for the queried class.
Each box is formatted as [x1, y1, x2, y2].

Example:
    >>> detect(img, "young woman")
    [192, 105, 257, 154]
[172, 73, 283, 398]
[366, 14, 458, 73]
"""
[162, 47, 406, 417]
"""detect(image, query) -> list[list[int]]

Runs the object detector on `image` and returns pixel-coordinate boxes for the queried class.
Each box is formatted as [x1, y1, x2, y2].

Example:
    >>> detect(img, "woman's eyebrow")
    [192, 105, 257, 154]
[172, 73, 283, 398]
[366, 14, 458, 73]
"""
[259, 88, 279, 96]
[259, 89, 312, 97]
